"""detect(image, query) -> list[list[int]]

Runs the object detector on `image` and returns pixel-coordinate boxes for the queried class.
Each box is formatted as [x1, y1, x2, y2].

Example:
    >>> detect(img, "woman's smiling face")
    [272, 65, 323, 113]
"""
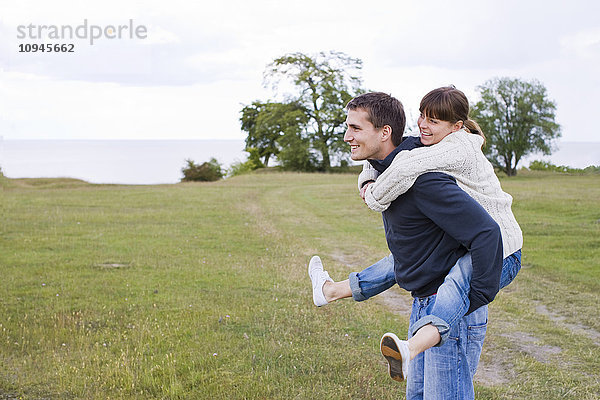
[417, 113, 462, 146]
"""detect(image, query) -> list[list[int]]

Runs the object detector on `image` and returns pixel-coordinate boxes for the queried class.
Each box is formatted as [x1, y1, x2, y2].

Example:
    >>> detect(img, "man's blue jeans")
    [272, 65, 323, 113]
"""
[406, 297, 488, 400]
[348, 250, 521, 344]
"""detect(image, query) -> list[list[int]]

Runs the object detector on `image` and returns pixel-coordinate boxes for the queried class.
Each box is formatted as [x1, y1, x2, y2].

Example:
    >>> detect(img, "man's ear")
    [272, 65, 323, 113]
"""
[381, 125, 393, 142]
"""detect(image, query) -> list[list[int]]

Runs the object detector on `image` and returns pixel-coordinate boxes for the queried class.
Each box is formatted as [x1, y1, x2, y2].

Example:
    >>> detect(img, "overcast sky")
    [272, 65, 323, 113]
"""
[1, 0, 598, 142]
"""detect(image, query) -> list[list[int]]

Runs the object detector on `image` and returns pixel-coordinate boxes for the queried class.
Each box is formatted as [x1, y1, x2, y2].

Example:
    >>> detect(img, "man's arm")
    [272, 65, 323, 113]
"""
[413, 172, 503, 314]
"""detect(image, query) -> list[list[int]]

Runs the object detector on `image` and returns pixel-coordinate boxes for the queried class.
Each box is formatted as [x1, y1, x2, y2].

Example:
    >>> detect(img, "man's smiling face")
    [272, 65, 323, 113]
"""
[343, 108, 387, 161]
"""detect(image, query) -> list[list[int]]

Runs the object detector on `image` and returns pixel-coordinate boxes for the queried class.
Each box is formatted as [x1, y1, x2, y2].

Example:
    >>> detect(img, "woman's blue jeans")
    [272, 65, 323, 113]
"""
[348, 250, 521, 344]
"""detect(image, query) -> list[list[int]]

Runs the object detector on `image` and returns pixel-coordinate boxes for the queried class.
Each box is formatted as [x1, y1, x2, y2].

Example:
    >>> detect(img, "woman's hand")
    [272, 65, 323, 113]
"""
[360, 182, 372, 203]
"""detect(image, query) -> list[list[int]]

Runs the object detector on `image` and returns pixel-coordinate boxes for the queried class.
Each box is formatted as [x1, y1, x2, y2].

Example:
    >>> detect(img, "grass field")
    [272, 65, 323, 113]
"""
[1, 171, 599, 399]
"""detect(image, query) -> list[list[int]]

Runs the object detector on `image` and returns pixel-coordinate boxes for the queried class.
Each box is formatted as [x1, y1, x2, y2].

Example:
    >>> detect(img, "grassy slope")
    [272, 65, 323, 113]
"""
[0, 172, 598, 399]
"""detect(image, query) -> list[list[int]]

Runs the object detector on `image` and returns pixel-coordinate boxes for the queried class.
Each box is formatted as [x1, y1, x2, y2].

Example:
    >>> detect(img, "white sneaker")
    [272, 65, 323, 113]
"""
[380, 332, 410, 382]
[308, 255, 333, 307]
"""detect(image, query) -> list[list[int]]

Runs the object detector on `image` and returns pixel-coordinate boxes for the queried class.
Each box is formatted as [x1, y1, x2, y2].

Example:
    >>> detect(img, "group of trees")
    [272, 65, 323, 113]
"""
[240, 51, 363, 172]
[235, 51, 562, 177]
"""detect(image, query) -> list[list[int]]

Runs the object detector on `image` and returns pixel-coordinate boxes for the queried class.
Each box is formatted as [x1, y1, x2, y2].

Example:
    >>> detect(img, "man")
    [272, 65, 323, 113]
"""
[311, 92, 502, 399]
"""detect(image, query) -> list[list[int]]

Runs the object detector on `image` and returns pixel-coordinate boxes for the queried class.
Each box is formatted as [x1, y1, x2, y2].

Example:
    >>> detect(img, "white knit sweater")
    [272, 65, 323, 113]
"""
[358, 130, 523, 258]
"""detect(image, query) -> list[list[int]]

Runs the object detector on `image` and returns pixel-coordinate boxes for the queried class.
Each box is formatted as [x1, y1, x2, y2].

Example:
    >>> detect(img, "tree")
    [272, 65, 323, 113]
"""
[277, 128, 319, 172]
[181, 158, 223, 182]
[240, 101, 308, 167]
[471, 77, 561, 176]
[264, 51, 363, 170]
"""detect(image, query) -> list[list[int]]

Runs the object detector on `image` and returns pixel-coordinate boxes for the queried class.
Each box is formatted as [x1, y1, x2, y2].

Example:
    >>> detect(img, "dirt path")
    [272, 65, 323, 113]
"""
[327, 251, 600, 388]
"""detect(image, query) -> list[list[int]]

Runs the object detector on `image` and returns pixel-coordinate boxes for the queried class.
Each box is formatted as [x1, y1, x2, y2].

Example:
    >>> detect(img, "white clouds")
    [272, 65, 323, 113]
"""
[560, 28, 600, 60]
[141, 25, 180, 45]
[0, 0, 599, 141]
[0, 70, 267, 139]
[375, 0, 600, 73]
[1, 16, 247, 86]
[378, 2, 555, 70]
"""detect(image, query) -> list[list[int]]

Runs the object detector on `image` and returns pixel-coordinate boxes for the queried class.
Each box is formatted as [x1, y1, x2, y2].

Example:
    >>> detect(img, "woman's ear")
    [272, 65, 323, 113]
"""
[452, 120, 464, 132]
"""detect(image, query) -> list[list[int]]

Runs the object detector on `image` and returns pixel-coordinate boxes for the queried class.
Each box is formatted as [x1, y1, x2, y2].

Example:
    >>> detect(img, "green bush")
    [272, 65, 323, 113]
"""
[228, 148, 264, 177]
[528, 160, 600, 174]
[582, 165, 600, 173]
[181, 158, 224, 182]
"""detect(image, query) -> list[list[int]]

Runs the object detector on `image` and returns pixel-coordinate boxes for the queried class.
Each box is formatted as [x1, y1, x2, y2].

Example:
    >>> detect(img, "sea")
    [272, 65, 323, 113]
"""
[1, 139, 599, 185]
[0, 140, 247, 185]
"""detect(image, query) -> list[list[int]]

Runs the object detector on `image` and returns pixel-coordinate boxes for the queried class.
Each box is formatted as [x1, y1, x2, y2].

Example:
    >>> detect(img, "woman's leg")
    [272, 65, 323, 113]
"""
[408, 250, 522, 359]
[309, 254, 396, 306]
[320, 250, 505, 307]
[348, 253, 396, 301]
[409, 253, 473, 350]
[499, 249, 522, 289]
[322, 279, 352, 302]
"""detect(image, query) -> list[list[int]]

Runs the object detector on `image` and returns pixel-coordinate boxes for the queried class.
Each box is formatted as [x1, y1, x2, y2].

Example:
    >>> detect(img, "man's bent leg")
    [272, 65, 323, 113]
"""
[406, 293, 487, 400]
[348, 254, 396, 301]
[464, 305, 488, 381]
[423, 305, 488, 400]
[406, 296, 429, 400]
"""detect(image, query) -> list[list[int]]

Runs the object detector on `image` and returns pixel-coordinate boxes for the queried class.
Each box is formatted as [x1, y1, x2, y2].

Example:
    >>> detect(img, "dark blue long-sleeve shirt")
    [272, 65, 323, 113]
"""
[369, 138, 504, 313]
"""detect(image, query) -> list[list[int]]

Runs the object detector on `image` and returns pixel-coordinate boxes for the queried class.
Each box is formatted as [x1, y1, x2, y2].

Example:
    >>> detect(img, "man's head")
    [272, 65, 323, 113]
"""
[344, 92, 406, 161]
